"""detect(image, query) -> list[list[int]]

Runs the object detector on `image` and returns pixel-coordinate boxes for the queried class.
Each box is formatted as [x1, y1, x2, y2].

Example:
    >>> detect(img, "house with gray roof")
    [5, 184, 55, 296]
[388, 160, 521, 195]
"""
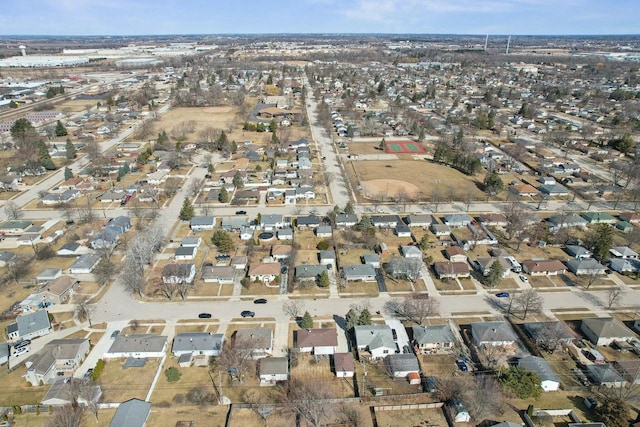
[190, 216, 216, 231]
[56, 242, 83, 257]
[315, 225, 332, 237]
[277, 227, 293, 240]
[172, 333, 224, 357]
[24, 338, 90, 386]
[362, 253, 381, 268]
[581, 212, 617, 224]
[235, 327, 273, 359]
[518, 355, 560, 391]
[36, 268, 62, 283]
[585, 363, 626, 387]
[335, 214, 358, 228]
[371, 215, 400, 228]
[443, 214, 472, 227]
[354, 325, 395, 360]
[565, 245, 592, 260]
[107, 216, 131, 234]
[180, 236, 201, 248]
[400, 245, 422, 259]
[162, 263, 196, 284]
[201, 265, 235, 284]
[105, 334, 168, 359]
[296, 215, 320, 229]
[412, 324, 456, 353]
[610, 246, 639, 259]
[341, 264, 376, 282]
[406, 214, 435, 227]
[42, 378, 102, 407]
[90, 228, 119, 250]
[524, 321, 575, 351]
[385, 353, 420, 378]
[6, 309, 51, 341]
[318, 250, 336, 266]
[581, 317, 636, 346]
[109, 398, 151, 427]
[610, 258, 640, 274]
[547, 213, 588, 232]
[221, 216, 248, 231]
[69, 253, 101, 274]
[564, 258, 607, 276]
[0, 251, 17, 267]
[174, 245, 197, 260]
[471, 321, 517, 347]
[259, 357, 289, 385]
[261, 214, 286, 231]
[295, 264, 328, 282]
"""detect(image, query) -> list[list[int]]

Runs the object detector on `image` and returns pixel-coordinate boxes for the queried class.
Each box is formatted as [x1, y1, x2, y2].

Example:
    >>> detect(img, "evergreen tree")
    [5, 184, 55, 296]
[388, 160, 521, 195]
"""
[64, 167, 73, 181]
[300, 311, 313, 329]
[157, 130, 169, 145]
[10, 118, 34, 140]
[65, 139, 76, 159]
[588, 224, 614, 260]
[484, 171, 505, 195]
[232, 171, 244, 188]
[343, 201, 355, 215]
[218, 186, 229, 203]
[379, 138, 386, 150]
[484, 261, 504, 288]
[211, 230, 234, 253]
[318, 270, 330, 288]
[346, 309, 359, 330]
[55, 120, 67, 137]
[358, 308, 372, 326]
[179, 198, 195, 221]
[499, 366, 542, 399]
[37, 140, 55, 170]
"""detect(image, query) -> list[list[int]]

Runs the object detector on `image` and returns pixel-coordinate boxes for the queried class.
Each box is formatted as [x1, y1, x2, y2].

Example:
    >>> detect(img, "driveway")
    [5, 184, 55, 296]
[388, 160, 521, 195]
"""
[385, 318, 410, 353]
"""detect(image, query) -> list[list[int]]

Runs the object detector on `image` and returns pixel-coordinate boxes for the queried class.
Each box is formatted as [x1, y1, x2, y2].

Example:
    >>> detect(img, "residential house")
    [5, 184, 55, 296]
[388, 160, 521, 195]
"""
[259, 357, 289, 385]
[585, 363, 626, 387]
[406, 214, 435, 228]
[222, 216, 248, 231]
[6, 310, 51, 341]
[162, 263, 196, 284]
[510, 184, 539, 197]
[362, 253, 381, 268]
[395, 223, 412, 238]
[90, 228, 119, 250]
[547, 213, 588, 232]
[180, 237, 201, 248]
[443, 214, 472, 227]
[315, 225, 332, 238]
[261, 214, 286, 231]
[36, 275, 78, 305]
[400, 245, 422, 259]
[522, 259, 567, 276]
[565, 245, 592, 260]
[36, 268, 62, 283]
[240, 226, 254, 241]
[433, 261, 470, 279]
[296, 328, 338, 357]
[69, 253, 101, 274]
[56, 242, 83, 257]
[430, 223, 451, 238]
[448, 399, 471, 423]
[235, 328, 273, 359]
[108, 216, 132, 234]
[610, 246, 639, 259]
[479, 213, 508, 227]
[581, 317, 636, 346]
[565, 258, 607, 276]
[0, 175, 19, 191]
[41, 378, 102, 407]
[295, 265, 327, 282]
[333, 352, 355, 377]
[271, 245, 292, 261]
[104, 334, 168, 359]
[444, 246, 467, 263]
[248, 262, 280, 283]
[386, 257, 423, 281]
[475, 257, 511, 278]
[518, 356, 560, 392]
[23, 338, 90, 386]
[385, 353, 420, 379]
[0, 251, 17, 267]
[471, 321, 517, 347]
[99, 189, 125, 203]
[174, 246, 197, 261]
[354, 325, 396, 360]
[190, 216, 216, 231]
[277, 227, 293, 240]
[412, 324, 456, 353]
[41, 190, 79, 206]
[371, 215, 400, 228]
[523, 321, 575, 350]
[172, 333, 224, 357]
[539, 184, 569, 196]
[620, 212, 640, 224]
[296, 215, 320, 229]
[614, 360, 640, 385]
[109, 398, 152, 427]
[201, 266, 235, 284]
[319, 250, 336, 267]
[230, 256, 248, 271]
[341, 264, 376, 282]
[581, 212, 617, 225]
[335, 214, 358, 228]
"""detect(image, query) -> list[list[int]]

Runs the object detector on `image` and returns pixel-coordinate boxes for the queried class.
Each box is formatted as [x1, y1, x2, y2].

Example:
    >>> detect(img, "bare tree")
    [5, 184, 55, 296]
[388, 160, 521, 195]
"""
[282, 300, 305, 318]
[242, 389, 270, 426]
[384, 294, 440, 325]
[46, 406, 84, 427]
[515, 289, 543, 319]
[217, 336, 255, 384]
[186, 385, 214, 409]
[3, 201, 22, 219]
[75, 296, 95, 327]
[188, 177, 206, 197]
[93, 257, 116, 286]
[281, 378, 332, 427]
[463, 375, 504, 422]
[607, 287, 625, 309]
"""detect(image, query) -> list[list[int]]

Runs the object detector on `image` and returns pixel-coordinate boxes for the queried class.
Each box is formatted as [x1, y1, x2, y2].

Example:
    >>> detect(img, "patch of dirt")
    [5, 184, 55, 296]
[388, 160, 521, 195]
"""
[362, 179, 420, 198]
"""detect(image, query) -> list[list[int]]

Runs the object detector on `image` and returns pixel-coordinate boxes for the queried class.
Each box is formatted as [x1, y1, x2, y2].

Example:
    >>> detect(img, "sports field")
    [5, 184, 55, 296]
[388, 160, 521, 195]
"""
[385, 140, 426, 154]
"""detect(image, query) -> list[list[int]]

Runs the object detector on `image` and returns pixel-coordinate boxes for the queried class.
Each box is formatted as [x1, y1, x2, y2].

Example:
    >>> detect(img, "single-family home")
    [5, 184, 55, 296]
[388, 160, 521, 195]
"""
[362, 253, 381, 268]
[0, 251, 17, 267]
[230, 256, 248, 271]
[394, 223, 412, 238]
[162, 263, 196, 284]
[235, 328, 273, 359]
[354, 325, 395, 360]
[295, 265, 328, 282]
[172, 333, 225, 357]
[581, 317, 636, 346]
[180, 237, 202, 248]
[371, 215, 400, 228]
[90, 228, 119, 250]
[433, 261, 470, 279]
[335, 214, 358, 228]
[585, 363, 626, 387]
[296, 215, 320, 229]
[539, 184, 569, 196]
[610, 258, 640, 274]
[271, 245, 292, 261]
[341, 264, 376, 282]
[406, 214, 435, 228]
[620, 212, 640, 224]
[190, 216, 216, 231]
[565, 258, 607, 276]
[443, 214, 472, 227]
[581, 212, 617, 225]
[6, 310, 51, 342]
[448, 399, 471, 423]
[518, 356, 560, 392]
[613, 360, 640, 385]
[41, 378, 102, 407]
[412, 324, 456, 353]
[333, 352, 355, 377]
[319, 250, 336, 267]
[522, 259, 567, 276]
[23, 338, 90, 386]
[277, 227, 293, 240]
[400, 245, 422, 259]
[547, 213, 588, 232]
[36, 268, 63, 283]
[315, 225, 332, 238]
[69, 253, 101, 274]
[296, 328, 338, 357]
[109, 398, 152, 427]
[479, 213, 508, 227]
[610, 246, 639, 259]
[474, 257, 511, 278]
[174, 246, 197, 261]
[108, 216, 132, 234]
[430, 223, 451, 238]
[261, 214, 286, 231]
[385, 353, 420, 379]
[565, 245, 592, 259]
[248, 262, 280, 283]
[104, 334, 168, 359]
[523, 321, 575, 351]
[36, 275, 78, 305]
[259, 357, 289, 385]
[201, 266, 235, 284]
[444, 246, 467, 263]
[222, 216, 248, 231]
[56, 242, 83, 257]
[471, 321, 517, 347]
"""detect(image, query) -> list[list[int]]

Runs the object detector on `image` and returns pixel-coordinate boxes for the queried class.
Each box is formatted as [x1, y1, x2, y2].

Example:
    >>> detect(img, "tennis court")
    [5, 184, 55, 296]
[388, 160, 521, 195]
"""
[385, 141, 426, 154]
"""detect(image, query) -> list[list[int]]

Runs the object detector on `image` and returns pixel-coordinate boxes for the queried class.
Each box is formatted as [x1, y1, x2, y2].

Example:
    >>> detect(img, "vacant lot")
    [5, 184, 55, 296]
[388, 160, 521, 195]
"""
[99, 357, 160, 402]
[375, 407, 447, 427]
[146, 106, 239, 143]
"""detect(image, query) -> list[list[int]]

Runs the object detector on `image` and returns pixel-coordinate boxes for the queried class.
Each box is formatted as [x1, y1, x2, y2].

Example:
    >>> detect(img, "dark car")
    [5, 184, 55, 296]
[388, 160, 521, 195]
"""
[215, 254, 231, 261]
[241, 310, 255, 318]
[198, 313, 212, 319]
[84, 368, 94, 379]
[14, 339, 31, 349]
[205, 174, 212, 179]
[203, 262, 213, 267]
[455, 359, 468, 372]
[254, 298, 267, 304]
[110, 330, 120, 339]
[235, 210, 247, 215]
[281, 266, 288, 274]
[495, 292, 510, 298]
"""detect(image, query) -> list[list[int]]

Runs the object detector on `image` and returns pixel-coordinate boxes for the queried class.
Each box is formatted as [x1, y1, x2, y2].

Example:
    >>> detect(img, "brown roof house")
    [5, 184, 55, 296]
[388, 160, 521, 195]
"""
[433, 261, 470, 279]
[444, 246, 467, 263]
[296, 328, 338, 358]
[333, 352, 355, 377]
[36, 275, 78, 305]
[522, 259, 567, 276]
[248, 262, 280, 283]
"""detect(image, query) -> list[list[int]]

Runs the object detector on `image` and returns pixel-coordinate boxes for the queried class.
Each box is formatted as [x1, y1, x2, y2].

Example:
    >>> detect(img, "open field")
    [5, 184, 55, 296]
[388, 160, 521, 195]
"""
[375, 407, 447, 427]
[99, 357, 160, 402]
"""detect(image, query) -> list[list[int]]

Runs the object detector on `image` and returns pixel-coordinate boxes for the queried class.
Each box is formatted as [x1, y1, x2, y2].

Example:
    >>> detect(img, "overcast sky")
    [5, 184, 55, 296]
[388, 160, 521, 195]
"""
[1, 0, 638, 36]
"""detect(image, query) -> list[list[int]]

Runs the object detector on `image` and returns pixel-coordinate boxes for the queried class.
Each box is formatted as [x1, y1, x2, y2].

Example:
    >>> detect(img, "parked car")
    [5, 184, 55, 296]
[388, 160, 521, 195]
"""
[235, 210, 247, 215]
[253, 299, 267, 304]
[110, 330, 120, 339]
[12, 345, 30, 357]
[84, 368, 94, 379]
[455, 359, 468, 372]
[584, 396, 598, 410]
[215, 254, 230, 261]
[14, 339, 31, 349]
[495, 292, 510, 298]
[241, 310, 255, 318]
[519, 275, 528, 283]
[198, 313, 212, 319]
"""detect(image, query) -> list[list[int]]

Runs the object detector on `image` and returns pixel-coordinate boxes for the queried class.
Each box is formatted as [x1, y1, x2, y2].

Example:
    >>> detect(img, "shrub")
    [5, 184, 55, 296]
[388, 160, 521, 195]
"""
[172, 394, 184, 404]
[165, 367, 182, 383]
[316, 240, 330, 250]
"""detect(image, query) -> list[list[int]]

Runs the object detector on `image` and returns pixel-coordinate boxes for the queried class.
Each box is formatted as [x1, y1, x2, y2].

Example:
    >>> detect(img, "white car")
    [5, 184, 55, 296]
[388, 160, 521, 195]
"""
[12, 345, 30, 357]
[519, 275, 528, 283]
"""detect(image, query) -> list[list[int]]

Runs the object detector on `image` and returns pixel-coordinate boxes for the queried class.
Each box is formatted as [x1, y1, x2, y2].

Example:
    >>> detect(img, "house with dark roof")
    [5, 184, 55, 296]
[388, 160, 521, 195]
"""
[614, 360, 640, 385]
[610, 258, 640, 274]
[335, 214, 358, 228]
[90, 228, 119, 250]
[471, 321, 517, 347]
[371, 215, 400, 228]
[564, 245, 592, 260]
[333, 352, 355, 377]
[0, 251, 17, 267]
[296, 215, 320, 229]
[41, 378, 102, 407]
[585, 363, 626, 387]
[296, 328, 338, 357]
[109, 398, 151, 427]
[6, 310, 51, 342]
[56, 242, 83, 257]
[385, 353, 420, 378]
[295, 264, 328, 282]
[108, 216, 131, 234]
[518, 355, 560, 391]
[341, 264, 376, 282]
[581, 317, 636, 346]
[190, 216, 216, 231]
[412, 324, 456, 353]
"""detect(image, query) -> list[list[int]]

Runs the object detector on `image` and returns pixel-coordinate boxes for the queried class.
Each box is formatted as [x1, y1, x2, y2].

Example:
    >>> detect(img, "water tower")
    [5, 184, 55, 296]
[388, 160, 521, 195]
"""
[19, 45, 26, 56]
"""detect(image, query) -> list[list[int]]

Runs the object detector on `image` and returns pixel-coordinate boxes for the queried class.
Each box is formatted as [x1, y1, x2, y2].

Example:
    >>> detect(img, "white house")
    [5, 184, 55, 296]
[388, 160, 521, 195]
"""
[333, 352, 355, 378]
[354, 325, 395, 360]
[172, 333, 224, 357]
[104, 334, 168, 359]
[259, 357, 289, 385]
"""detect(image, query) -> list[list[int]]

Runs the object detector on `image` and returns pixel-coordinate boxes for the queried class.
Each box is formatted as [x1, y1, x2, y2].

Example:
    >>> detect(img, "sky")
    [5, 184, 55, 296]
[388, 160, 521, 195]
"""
[0, 0, 638, 36]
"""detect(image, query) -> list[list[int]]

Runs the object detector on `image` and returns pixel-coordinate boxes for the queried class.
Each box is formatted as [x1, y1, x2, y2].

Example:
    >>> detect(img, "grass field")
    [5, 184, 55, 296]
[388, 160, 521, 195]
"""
[99, 358, 160, 402]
